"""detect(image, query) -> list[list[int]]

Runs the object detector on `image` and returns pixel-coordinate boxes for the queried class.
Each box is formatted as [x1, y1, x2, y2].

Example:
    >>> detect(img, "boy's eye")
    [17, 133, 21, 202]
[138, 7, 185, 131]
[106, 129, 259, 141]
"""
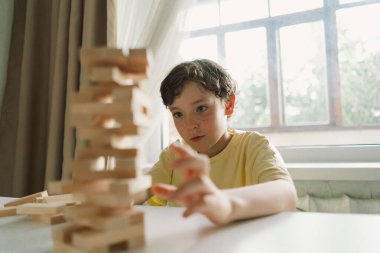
[196, 105, 208, 112]
[172, 112, 182, 118]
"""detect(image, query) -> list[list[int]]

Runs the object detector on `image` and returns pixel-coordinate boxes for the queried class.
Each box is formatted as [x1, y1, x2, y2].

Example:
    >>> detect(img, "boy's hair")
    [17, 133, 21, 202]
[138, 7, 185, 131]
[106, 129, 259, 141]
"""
[160, 59, 236, 106]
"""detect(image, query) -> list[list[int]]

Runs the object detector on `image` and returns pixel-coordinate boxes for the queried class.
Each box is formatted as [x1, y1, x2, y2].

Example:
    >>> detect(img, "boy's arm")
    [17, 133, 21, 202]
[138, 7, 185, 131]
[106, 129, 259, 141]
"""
[223, 179, 297, 222]
[152, 143, 297, 224]
[154, 177, 296, 224]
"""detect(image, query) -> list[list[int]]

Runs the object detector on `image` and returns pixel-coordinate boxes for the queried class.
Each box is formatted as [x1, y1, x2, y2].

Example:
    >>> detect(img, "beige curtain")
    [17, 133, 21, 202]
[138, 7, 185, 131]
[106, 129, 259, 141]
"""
[0, 0, 115, 197]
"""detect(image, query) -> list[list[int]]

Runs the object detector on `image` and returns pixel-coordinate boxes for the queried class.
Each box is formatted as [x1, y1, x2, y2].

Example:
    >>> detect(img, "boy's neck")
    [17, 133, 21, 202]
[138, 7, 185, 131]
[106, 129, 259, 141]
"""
[206, 131, 232, 158]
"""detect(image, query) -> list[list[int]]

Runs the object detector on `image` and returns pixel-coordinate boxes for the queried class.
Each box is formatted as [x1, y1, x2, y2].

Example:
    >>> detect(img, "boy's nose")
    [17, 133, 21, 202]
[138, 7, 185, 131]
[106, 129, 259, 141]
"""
[185, 117, 199, 130]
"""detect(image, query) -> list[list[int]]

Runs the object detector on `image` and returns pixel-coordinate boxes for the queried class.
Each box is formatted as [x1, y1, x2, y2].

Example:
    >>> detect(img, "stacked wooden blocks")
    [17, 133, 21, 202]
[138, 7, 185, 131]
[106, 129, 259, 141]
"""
[49, 47, 152, 252]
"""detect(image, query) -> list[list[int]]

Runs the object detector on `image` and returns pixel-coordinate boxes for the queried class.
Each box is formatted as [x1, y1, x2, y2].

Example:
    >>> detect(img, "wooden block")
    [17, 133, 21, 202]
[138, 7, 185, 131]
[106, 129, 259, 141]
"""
[70, 113, 150, 128]
[0, 206, 17, 217]
[44, 194, 76, 203]
[77, 125, 146, 139]
[77, 128, 146, 148]
[71, 167, 139, 182]
[80, 47, 149, 74]
[89, 66, 147, 85]
[64, 204, 102, 219]
[75, 147, 138, 159]
[111, 85, 149, 102]
[71, 91, 112, 104]
[80, 190, 148, 208]
[64, 203, 127, 216]
[72, 223, 144, 251]
[48, 179, 113, 194]
[130, 48, 149, 57]
[80, 48, 127, 72]
[89, 211, 143, 231]
[70, 114, 115, 128]
[72, 85, 138, 103]
[52, 221, 88, 243]
[114, 109, 151, 127]
[126, 48, 151, 72]
[110, 175, 151, 195]
[35, 194, 77, 205]
[35, 197, 48, 203]
[71, 102, 134, 115]
[74, 209, 144, 231]
[65, 203, 131, 220]
[77, 126, 147, 141]
[71, 101, 151, 126]
[111, 88, 152, 118]
[113, 157, 144, 170]
[72, 86, 113, 103]
[68, 158, 106, 170]
[28, 213, 66, 225]
[16, 202, 66, 215]
[4, 190, 48, 207]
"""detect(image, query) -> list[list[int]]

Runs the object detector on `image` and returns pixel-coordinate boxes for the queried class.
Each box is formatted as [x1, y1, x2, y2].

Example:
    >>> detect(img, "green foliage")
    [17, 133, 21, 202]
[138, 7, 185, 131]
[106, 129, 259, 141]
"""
[283, 57, 329, 125]
[229, 69, 270, 127]
[339, 32, 380, 126]
[230, 27, 380, 128]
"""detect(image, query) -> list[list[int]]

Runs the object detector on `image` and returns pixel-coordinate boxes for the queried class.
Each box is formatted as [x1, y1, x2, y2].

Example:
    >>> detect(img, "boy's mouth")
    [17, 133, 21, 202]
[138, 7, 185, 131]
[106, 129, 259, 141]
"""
[190, 135, 205, 142]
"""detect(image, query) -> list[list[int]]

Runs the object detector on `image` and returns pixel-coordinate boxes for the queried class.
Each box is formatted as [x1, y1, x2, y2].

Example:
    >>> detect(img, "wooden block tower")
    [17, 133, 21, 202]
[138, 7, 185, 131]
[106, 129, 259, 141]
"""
[49, 47, 152, 252]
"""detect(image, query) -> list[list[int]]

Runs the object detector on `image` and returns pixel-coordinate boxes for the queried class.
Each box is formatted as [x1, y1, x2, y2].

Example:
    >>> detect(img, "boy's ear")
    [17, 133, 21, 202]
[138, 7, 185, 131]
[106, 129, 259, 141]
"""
[225, 93, 236, 116]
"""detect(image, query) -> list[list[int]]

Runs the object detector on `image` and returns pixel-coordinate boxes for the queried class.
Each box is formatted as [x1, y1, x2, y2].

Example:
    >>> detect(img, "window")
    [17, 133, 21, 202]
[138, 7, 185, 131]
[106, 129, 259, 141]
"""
[336, 4, 380, 126]
[170, 0, 380, 151]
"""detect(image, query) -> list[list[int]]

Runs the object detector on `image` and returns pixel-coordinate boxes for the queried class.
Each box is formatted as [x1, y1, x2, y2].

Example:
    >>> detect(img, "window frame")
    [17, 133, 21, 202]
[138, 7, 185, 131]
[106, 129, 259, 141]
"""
[183, 0, 380, 133]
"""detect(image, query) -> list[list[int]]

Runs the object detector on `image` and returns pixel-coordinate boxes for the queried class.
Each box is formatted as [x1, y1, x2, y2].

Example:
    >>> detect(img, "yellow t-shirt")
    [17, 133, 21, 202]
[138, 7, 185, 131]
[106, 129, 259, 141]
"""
[147, 130, 292, 206]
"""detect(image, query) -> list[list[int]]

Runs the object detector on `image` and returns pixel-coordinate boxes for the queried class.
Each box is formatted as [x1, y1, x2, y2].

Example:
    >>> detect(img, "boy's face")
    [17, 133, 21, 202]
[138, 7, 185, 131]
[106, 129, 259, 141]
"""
[168, 81, 233, 157]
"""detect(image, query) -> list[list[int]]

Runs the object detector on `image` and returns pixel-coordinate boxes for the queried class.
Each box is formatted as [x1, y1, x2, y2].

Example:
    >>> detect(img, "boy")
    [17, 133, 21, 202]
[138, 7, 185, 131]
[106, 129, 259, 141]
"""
[147, 59, 297, 224]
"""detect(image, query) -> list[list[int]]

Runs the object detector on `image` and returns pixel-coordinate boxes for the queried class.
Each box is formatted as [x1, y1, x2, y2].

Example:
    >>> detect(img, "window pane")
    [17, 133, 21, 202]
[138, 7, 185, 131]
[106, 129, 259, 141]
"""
[270, 0, 322, 16]
[179, 36, 218, 61]
[337, 4, 380, 126]
[220, 0, 269, 25]
[225, 28, 270, 127]
[279, 21, 329, 126]
[183, 0, 219, 31]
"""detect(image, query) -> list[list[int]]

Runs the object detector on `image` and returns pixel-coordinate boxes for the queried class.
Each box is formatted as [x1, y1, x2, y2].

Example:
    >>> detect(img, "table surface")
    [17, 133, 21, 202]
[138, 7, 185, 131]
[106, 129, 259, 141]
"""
[1, 197, 380, 253]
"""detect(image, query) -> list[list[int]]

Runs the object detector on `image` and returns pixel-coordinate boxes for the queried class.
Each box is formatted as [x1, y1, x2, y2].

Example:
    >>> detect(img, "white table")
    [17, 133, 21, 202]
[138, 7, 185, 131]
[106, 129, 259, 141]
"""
[1, 197, 380, 253]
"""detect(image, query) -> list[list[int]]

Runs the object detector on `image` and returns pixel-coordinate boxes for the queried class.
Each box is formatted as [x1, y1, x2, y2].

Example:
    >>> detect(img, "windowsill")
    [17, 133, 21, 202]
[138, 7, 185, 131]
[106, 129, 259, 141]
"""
[287, 162, 380, 181]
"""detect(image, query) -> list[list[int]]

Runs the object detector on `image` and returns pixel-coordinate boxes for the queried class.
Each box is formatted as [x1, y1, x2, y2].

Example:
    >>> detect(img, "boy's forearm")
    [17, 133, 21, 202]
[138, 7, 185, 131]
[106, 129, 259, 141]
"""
[224, 180, 297, 222]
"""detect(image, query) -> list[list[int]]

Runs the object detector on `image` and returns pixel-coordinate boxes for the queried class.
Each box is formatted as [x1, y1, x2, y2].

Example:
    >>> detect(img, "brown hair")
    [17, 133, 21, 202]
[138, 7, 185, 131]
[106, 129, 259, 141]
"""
[160, 59, 236, 106]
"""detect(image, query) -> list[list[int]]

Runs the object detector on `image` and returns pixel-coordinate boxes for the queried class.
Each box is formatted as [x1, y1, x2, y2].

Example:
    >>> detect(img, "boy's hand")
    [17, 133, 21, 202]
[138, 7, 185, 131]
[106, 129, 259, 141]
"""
[151, 142, 233, 225]
[169, 142, 209, 180]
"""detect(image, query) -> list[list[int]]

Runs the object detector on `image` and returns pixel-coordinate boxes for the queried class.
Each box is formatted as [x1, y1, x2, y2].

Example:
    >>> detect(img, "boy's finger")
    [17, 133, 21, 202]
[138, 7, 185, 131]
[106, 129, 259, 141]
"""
[170, 177, 210, 201]
[170, 142, 195, 158]
[151, 183, 177, 200]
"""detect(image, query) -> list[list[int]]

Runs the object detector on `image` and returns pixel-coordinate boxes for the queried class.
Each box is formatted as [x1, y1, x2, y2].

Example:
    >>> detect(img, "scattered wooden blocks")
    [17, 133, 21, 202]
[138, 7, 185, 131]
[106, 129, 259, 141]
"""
[0, 206, 17, 217]
[1, 192, 78, 224]
[3, 190, 48, 207]
[16, 202, 67, 215]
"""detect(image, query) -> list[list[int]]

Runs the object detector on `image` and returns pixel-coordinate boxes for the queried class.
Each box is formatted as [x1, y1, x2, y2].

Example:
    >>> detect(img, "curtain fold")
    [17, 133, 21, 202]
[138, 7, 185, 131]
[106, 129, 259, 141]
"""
[0, 0, 14, 114]
[0, 0, 112, 197]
